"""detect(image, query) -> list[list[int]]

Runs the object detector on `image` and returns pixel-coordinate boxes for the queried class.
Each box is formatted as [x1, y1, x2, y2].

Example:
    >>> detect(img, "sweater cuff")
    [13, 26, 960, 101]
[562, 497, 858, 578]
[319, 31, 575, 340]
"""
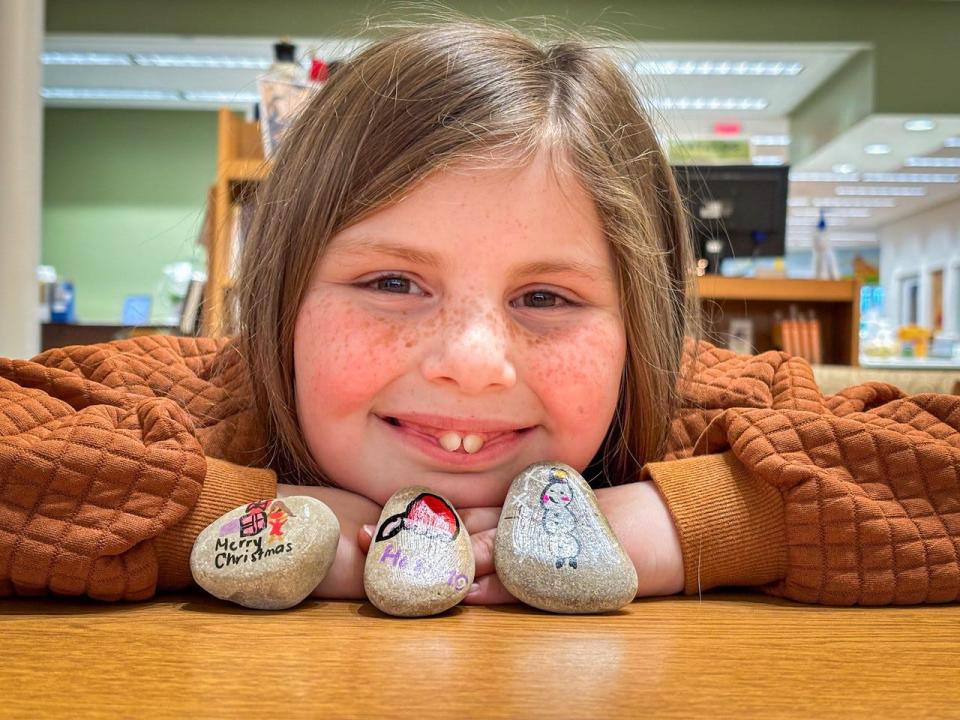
[642, 451, 787, 594]
[155, 456, 278, 590]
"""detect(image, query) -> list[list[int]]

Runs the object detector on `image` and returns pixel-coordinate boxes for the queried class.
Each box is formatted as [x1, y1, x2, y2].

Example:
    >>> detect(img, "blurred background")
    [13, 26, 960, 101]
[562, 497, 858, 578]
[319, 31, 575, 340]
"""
[2, 0, 959, 392]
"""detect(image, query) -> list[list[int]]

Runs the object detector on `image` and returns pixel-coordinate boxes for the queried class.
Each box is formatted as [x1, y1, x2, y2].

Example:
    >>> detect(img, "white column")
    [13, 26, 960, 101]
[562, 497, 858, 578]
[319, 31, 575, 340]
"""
[0, 0, 44, 358]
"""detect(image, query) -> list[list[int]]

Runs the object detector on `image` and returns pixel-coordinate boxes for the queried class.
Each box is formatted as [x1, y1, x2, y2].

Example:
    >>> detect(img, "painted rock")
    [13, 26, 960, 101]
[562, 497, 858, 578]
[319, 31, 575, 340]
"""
[364, 487, 475, 617]
[495, 462, 638, 613]
[190, 496, 340, 610]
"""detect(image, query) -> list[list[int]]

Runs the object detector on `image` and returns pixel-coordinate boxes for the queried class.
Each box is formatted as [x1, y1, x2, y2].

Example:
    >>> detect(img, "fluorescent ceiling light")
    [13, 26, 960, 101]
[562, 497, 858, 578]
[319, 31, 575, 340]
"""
[788, 216, 850, 226]
[633, 60, 803, 76]
[790, 171, 860, 182]
[905, 156, 960, 168]
[811, 197, 897, 208]
[864, 144, 891, 155]
[861, 172, 959, 183]
[182, 90, 261, 103]
[835, 186, 926, 196]
[832, 163, 857, 175]
[787, 197, 809, 207]
[752, 155, 785, 166]
[42, 51, 132, 66]
[791, 207, 872, 218]
[903, 118, 936, 132]
[750, 135, 791, 146]
[945, 137, 960, 148]
[41, 87, 180, 101]
[652, 97, 768, 111]
[132, 53, 272, 69]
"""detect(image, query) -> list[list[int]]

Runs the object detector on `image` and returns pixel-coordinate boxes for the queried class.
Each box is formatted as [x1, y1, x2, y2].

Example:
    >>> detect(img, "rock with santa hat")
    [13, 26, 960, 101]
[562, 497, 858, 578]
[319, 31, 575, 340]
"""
[364, 486, 475, 617]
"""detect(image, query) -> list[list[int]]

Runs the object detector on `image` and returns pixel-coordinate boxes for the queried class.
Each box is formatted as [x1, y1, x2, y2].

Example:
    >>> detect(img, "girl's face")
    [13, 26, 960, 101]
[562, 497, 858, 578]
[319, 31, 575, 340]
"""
[293, 149, 626, 508]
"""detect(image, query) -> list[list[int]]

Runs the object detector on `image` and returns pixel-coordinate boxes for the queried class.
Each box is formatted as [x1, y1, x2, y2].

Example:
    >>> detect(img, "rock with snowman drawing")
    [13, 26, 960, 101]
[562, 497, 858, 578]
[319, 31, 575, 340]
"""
[190, 496, 340, 610]
[364, 486, 475, 617]
[495, 462, 638, 613]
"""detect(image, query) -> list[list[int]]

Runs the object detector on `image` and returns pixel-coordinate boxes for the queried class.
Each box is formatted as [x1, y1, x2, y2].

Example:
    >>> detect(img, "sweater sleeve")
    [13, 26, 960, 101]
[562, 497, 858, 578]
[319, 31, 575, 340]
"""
[644, 341, 960, 606]
[0, 340, 276, 600]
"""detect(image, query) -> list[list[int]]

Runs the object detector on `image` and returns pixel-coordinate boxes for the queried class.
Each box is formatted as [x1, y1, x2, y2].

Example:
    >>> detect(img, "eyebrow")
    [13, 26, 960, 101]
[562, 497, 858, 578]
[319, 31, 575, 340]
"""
[334, 236, 611, 283]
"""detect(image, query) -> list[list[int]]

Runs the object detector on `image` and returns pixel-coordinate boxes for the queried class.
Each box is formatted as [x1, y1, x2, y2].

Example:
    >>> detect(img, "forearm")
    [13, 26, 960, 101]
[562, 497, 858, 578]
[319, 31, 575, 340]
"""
[595, 482, 685, 597]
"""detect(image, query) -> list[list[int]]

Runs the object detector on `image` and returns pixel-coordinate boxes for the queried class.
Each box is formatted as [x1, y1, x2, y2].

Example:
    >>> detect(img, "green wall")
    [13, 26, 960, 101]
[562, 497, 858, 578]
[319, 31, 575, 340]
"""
[42, 109, 215, 323]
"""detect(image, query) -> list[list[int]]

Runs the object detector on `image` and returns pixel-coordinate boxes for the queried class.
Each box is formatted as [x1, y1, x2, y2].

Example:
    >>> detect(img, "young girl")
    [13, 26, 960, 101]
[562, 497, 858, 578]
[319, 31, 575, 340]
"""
[2, 20, 959, 607]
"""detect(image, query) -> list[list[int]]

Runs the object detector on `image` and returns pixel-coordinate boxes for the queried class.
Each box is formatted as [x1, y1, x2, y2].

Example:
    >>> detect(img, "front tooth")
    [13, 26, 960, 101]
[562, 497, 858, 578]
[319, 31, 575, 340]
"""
[439, 432, 462, 452]
[462, 434, 484, 454]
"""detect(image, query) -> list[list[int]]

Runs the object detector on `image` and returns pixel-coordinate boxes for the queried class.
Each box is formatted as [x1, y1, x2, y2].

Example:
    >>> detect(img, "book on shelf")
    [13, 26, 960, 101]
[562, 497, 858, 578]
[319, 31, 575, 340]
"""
[230, 200, 257, 280]
[178, 278, 205, 336]
[779, 313, 822, 364]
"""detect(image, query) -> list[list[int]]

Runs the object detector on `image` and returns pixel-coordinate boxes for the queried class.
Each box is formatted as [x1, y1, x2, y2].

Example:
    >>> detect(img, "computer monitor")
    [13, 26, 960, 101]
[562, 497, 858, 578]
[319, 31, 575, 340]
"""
[672, 164, 789, 273]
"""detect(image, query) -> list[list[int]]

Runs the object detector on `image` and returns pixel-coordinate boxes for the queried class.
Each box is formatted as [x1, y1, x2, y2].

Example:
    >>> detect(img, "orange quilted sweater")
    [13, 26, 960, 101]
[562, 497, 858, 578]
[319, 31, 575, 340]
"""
[1, 335, 958, 605]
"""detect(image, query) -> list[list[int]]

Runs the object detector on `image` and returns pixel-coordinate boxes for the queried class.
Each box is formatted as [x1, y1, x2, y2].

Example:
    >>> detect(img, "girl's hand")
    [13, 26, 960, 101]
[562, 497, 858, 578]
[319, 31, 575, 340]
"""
[276, 483, 382, 600]
[458, 507, 517, 605]
[461, 483, 685, 604]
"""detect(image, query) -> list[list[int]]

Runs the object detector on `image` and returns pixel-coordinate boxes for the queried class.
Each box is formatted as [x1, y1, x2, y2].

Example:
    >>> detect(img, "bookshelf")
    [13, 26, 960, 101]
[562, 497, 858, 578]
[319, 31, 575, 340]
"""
[202, 109, 269, 335]
[697, 276, 860, 365]
[203, 109, 861, 363]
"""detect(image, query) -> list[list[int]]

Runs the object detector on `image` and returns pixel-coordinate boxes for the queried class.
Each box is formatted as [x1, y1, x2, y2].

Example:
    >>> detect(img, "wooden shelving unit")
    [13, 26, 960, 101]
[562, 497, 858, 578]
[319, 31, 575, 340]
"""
[202, 108, 861, 362]
[697, 276, 860, 365]
[203, 109, 271, 335]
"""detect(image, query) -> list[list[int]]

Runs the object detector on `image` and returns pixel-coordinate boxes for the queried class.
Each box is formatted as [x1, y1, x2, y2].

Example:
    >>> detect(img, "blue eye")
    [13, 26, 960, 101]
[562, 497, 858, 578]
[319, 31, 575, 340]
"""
[364, 275, 425, 295]
[516, 290, 568, 308]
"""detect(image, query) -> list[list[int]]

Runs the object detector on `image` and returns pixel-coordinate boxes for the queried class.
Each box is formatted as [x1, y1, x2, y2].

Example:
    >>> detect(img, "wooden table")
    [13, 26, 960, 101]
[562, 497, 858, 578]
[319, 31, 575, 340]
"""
[2, 592, 958, 719]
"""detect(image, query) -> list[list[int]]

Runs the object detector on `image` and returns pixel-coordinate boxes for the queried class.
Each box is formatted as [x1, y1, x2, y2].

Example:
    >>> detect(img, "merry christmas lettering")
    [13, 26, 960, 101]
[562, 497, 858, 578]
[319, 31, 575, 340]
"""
[214, 536, 294, 569]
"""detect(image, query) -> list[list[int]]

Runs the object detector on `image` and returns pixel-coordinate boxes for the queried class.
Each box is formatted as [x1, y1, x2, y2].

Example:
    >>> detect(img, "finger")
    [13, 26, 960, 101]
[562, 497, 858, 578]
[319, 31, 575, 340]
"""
[470, 527, 497, 577]
[462, 573, 517, 605]
[458, 507, 502, 535]
[357, 524, 374, 554]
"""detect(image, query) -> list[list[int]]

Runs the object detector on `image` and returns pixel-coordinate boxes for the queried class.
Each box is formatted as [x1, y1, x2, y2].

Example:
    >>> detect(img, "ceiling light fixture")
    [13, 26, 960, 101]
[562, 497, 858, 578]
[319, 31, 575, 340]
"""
[788, 216, 850, 226]
[41, 87, 181, 101]
[861, 172, 959, 183]
[132, 53, 272, 69]
[791, 207, 872, 218]
[41, 51, 132, 66]
[864, 144, 892, 155]
[182, 90, 261, 103]
[903, 118, 936, 132]
[752, 156, 785, 166]
[652, 97, 768, 111]
[811, 197, 897, 208]
[905, 156, 960, 168]
[632, 60, 803, 76]
[835, 186, 926, 197]
[945, 137, 960, 148]
[790, 172, 860, 182]
[750, 135, 791, 146]
[831, 163, 857, 175]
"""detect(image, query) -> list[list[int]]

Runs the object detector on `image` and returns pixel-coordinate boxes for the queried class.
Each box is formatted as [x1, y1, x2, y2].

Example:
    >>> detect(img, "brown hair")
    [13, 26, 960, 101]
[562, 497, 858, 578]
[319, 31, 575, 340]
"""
[235, 17, 699, 485]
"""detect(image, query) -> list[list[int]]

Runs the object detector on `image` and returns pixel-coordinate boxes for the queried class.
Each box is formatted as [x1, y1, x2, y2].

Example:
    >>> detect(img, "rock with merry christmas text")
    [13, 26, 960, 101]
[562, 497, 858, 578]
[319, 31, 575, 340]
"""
[495, 462, 638, 614]
[190, 496, 339, 610]
[364, 486, 475, 617]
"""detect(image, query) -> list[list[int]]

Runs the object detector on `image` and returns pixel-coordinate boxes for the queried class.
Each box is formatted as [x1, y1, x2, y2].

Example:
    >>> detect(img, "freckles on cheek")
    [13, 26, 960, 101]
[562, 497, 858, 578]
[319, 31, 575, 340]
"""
[522, 319, 625, 416]
[294, 299, 416, 411]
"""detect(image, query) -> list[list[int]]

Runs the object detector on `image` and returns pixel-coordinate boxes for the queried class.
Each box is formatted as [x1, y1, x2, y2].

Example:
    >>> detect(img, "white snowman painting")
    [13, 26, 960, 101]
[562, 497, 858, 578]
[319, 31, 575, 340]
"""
[540, 467, 581, 569]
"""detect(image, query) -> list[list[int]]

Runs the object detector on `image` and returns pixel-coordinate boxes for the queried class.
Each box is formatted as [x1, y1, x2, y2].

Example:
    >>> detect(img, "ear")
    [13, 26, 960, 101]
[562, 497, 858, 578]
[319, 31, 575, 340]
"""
[374, 514, 404, 542]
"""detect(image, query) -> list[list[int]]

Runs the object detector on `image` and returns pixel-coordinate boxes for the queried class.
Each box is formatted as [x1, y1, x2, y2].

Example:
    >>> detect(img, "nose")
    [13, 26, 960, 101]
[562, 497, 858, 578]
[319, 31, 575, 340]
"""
[420, 304, 518, 394]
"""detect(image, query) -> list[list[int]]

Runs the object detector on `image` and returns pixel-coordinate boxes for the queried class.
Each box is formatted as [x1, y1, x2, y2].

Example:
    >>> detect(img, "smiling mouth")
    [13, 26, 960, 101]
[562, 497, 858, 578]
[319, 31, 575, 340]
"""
[378, 415, 532, 455]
